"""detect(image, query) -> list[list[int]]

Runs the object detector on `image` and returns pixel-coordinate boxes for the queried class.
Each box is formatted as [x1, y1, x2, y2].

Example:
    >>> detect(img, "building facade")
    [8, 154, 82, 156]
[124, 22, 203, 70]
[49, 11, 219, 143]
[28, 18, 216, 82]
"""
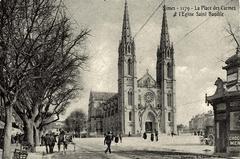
[88, 1, 177, 135]
[189, 111, 214, 135]
[206, 46, 240, 155]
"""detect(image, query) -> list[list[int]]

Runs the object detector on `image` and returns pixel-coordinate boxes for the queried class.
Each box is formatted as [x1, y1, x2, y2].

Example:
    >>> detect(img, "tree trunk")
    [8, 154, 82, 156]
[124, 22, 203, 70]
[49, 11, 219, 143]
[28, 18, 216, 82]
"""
[34, 125, 40, 146]
[24, 119, 35, 152]
[2, 104, 13, 159]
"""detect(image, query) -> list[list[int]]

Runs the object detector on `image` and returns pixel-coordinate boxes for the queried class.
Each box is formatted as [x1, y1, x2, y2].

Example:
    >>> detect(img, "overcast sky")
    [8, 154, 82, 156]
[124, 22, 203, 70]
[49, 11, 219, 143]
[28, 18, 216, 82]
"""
[62, 0, 239, 125]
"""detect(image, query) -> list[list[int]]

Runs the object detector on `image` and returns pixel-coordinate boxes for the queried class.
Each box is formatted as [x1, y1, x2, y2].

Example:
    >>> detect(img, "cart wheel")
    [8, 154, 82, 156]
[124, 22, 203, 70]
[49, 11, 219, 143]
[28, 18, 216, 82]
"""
[208, 134, 214, 146]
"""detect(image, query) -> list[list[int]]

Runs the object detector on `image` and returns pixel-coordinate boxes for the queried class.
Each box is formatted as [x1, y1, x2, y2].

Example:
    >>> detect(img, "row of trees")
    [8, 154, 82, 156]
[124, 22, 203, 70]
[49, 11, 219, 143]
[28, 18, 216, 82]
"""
[0, 0, 89, 158]
[64, 109, 87, 137]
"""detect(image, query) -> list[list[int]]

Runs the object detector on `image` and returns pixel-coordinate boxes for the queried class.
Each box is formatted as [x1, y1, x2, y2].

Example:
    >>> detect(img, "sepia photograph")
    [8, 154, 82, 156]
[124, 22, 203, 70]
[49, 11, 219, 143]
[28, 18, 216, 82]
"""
[0, 0, 239, 158]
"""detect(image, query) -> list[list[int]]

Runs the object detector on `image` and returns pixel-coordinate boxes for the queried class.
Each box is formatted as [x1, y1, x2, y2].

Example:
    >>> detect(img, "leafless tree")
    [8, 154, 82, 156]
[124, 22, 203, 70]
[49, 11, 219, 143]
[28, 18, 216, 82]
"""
[226, 22, 240, 48]
[0, 0, 89, 157]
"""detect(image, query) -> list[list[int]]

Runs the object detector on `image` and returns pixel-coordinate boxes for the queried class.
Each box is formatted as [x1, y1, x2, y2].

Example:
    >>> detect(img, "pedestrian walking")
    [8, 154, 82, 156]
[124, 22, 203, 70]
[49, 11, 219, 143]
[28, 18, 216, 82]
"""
[58, 129, 66, 152]
[40, 134, 45, 146]
[119, 133, 122, 143]
[150, 133, 154, 142]
[44, 133, 50, 154]
[64, 132, 73, 150]
[104, 131, 112, 154]
[48, 133, 56, 153]
[65, 133, 76, 151]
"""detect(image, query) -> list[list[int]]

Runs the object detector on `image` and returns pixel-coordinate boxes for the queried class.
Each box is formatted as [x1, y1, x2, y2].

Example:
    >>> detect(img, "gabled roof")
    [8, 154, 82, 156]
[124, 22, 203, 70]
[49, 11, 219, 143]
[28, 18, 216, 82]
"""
[137, 70, 156, 88]
[90, 91, 117, 101]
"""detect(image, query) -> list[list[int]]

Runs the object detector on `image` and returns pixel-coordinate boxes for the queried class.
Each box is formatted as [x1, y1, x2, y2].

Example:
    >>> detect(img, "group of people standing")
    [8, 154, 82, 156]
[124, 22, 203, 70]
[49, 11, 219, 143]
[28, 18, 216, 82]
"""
[143, 130, 159, 142]
[194, 131, 203, 136]
[41, 129, 71, 154]
[11, 133, 24, 145]
[41, 132, 57, 153]
[143, 130, 176, 142]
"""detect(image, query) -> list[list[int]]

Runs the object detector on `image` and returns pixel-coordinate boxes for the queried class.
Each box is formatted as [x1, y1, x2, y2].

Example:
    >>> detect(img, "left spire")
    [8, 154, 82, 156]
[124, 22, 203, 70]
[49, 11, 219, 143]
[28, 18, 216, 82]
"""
[121, 0, 132, 42]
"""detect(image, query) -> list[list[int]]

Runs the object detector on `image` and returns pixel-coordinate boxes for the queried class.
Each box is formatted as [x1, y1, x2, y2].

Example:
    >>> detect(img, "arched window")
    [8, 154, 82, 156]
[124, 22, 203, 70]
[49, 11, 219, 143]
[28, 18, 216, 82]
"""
[167, 93, 172, 106]
[127, 59, 132, 75]
[167, 50, 170, 57]
[128, 90, 133, 105]
[129, 111, 132, 121]
[168, 112, 171, 121]
[165, 48, 170, 58]
[128, 45, 131, 53]
[167, 63, 171, 78]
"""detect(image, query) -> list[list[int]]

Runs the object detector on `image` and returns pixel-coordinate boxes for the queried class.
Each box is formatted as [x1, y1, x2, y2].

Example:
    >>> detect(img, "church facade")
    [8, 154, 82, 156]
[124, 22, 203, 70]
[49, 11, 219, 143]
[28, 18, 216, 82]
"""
[88, 1, 176, 136]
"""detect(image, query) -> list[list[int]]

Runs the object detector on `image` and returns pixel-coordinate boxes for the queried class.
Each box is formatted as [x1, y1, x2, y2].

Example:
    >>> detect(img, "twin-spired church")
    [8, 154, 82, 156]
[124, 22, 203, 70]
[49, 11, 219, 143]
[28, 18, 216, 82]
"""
[88, 1, 177, 136]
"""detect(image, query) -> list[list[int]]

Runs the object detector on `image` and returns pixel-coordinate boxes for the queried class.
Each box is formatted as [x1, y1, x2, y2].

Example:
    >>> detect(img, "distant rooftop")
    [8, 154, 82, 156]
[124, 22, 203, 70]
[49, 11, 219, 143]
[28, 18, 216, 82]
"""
[90, 91, 117, 101]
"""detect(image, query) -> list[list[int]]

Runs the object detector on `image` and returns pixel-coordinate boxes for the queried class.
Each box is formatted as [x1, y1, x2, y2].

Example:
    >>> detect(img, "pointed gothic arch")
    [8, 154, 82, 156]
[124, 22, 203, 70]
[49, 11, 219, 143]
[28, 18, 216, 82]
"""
[127, 58, 132, 75]
[146, 112, 156, 122]
[145, 112, 156, 133]
[128, 89, 133, 105]
[167, 93, 172, 106]
[168, 112, 171, 121]
[129, 111, 132, 121]
[167, 63, 171, 78]
[128, 44, 131, 53]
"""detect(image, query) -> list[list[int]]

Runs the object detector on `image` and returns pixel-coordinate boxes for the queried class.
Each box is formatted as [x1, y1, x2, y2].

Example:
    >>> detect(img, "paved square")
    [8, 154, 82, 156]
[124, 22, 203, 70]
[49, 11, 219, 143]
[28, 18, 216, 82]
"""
[26, 135, 226, 159]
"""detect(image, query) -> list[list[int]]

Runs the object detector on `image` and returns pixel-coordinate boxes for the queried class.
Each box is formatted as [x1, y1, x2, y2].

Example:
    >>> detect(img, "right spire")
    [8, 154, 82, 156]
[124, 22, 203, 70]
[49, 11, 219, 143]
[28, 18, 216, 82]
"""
[160, 5, 170, 51]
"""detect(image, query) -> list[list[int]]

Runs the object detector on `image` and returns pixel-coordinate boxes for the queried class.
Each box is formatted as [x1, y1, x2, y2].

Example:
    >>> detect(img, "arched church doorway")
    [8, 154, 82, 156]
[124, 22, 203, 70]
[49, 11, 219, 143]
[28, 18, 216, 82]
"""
[145, 112, 156, 133]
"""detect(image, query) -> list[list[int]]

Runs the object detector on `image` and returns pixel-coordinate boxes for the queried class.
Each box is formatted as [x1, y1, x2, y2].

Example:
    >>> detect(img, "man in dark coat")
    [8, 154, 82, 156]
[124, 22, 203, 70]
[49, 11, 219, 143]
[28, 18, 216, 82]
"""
[104, 132, 112, 154]
[58, 129, 66, 152]
[40, 134, 45, 146]
[44, 133, 50, 154]
[143, 132, 147, 140]
[150, 133, 154, 142]
[155, 130, 158, 142]
[49, 133, 56, 153]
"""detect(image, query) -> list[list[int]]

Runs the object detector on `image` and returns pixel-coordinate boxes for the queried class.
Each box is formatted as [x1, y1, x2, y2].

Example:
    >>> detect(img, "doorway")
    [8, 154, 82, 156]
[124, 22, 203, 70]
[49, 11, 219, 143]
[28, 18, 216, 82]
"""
[145, 112, 156, 133]
[145, 122, 153, 133]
